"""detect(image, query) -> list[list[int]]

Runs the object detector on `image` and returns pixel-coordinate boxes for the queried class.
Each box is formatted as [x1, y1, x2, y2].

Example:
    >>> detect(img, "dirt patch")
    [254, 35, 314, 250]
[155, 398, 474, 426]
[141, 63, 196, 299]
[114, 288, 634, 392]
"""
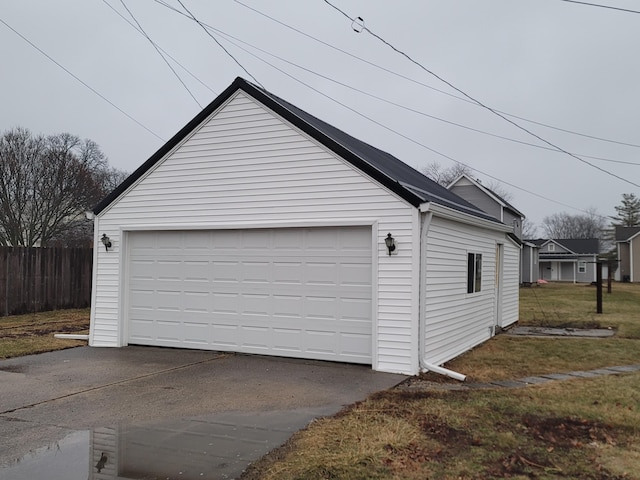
[484, 415, 622, 479]
[418, 414, 474, 447]
[1, 322, 88, 339]
[521, 415, 616, 448]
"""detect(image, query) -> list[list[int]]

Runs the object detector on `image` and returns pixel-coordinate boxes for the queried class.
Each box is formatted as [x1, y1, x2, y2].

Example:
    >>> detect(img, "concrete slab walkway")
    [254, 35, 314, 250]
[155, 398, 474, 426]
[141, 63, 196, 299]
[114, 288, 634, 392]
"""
[401, 363, 640, 391]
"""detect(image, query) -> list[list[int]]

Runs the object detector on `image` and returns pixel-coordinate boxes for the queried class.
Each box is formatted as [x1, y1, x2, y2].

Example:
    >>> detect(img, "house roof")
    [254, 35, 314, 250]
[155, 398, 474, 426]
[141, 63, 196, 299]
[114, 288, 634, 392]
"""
[527, 238, 600, 254]
[615, 226, 640, 242]
[448, 174, 525, 218]
[93, 77, 500, 225]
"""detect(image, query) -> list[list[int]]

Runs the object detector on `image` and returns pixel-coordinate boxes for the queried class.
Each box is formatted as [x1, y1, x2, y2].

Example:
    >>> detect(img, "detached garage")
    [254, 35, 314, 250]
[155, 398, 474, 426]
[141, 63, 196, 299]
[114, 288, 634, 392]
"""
[89, 77, 519, 376]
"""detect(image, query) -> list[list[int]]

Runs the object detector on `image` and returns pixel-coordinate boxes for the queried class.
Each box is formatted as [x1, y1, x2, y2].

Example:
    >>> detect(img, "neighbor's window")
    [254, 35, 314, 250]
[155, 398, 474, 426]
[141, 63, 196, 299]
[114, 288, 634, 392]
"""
[548, 244, 555, 252]
[467, 253, 482, 293]
[578, 261, 587, 274]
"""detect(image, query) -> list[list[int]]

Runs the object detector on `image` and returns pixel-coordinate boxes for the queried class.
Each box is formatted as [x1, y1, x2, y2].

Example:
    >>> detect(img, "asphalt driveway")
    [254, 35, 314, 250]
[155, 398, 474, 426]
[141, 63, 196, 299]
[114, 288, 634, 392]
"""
[0, 346, 405, 479]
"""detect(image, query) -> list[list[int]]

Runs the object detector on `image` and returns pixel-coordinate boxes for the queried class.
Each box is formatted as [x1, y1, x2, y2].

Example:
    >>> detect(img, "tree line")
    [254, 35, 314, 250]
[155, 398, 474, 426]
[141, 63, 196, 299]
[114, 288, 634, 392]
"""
[0, 127, 127, 247]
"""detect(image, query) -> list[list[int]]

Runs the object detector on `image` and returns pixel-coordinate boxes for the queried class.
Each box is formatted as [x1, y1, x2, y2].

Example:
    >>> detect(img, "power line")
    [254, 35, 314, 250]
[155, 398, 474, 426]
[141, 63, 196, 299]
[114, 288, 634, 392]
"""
[559, 0, 640, 14]
[101, 0, 218, 96]
[234, 0, 640, 149]
[0, 16, 164, 141]
[117, 0, 203, 108]
[195, 18, 640, 167]
[162, 0, 263, 88]
[197, 26, 608, 218]
[150, 1, 628, 218]
[322, 0, 640, 188]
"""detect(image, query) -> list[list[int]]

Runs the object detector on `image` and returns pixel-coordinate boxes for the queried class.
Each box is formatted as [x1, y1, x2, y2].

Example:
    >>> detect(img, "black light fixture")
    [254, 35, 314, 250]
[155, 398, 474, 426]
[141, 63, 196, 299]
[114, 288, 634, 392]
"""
[384, 233, 396, 256]
[101, 233, 112, 252]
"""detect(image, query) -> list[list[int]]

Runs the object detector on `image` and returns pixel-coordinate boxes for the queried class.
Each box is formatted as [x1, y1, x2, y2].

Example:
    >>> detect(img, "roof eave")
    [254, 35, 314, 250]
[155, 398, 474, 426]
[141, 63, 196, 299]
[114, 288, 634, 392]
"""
[420, 202, 513, 232]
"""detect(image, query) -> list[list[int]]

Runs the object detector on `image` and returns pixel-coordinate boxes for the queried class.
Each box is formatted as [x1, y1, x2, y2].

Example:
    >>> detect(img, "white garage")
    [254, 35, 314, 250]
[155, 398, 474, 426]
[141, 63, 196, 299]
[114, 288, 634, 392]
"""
[126, 227, 372, 363]
[89, 77, 519, 376]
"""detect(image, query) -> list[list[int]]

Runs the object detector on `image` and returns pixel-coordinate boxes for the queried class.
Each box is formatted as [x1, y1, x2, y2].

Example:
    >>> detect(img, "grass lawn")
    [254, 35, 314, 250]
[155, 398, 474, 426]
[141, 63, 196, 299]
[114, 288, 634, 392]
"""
[0, 308, 89, 359]
[1, 283, 639, 478]
[242, 282, 640, 479]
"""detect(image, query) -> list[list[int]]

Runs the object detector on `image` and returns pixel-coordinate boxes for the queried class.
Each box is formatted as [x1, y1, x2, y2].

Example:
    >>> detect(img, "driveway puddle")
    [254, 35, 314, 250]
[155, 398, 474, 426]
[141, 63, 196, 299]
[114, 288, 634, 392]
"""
[0, 408, 328, 479]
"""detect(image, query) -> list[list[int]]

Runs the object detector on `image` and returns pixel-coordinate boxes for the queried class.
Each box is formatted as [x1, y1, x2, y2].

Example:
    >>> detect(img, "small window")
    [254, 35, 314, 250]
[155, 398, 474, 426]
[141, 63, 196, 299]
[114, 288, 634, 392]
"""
[467, 253, 482, 293]
[578, 261, 586, 274]
[548, 244, 555, 252]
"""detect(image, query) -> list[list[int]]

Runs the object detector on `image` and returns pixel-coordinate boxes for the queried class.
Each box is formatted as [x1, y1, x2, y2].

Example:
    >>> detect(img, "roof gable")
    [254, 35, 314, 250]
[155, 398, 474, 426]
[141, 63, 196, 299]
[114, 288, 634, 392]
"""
[448, 174, 524, 218]
[93, 77, 500, 225]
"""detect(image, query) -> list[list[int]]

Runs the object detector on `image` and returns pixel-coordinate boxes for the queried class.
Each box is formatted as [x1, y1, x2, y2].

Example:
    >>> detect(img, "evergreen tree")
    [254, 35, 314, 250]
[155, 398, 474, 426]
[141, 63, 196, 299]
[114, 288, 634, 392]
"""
[612, 193, 640, 227]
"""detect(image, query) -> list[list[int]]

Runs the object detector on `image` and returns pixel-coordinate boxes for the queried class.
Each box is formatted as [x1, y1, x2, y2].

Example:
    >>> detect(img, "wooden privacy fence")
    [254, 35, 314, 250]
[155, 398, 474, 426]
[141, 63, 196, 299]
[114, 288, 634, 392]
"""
[0, 247, 93, 316]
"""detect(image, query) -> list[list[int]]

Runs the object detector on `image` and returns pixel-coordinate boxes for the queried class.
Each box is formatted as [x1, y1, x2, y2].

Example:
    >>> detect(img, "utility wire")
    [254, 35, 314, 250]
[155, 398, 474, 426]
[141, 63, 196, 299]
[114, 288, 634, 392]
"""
[196, 17, 640, 167]
[196, 25, 605, 217]
[101, 0, 217, 96]
[322, 0, 640, 188]
[0, 16, 164, 141]
[117, 0, 203, 108]
[152, 0, 624, 218]
[235, 0, 640, 149]
[559, 0, 640, 14]
[166, 0, 263, 87]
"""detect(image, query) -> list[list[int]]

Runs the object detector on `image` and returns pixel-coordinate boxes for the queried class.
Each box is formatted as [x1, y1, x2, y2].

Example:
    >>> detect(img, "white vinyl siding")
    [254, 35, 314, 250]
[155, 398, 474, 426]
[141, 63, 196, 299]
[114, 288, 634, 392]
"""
[501, 240, 520, 327]
[422, 216, 502, 366]
[91, 91, 417, 374]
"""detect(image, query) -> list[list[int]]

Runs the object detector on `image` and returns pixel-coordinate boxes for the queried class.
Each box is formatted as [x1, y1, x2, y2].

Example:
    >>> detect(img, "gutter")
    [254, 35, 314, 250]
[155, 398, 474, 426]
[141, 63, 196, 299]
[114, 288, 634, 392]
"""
[419, 202, 513, 233]
[417, 209, 467, 382]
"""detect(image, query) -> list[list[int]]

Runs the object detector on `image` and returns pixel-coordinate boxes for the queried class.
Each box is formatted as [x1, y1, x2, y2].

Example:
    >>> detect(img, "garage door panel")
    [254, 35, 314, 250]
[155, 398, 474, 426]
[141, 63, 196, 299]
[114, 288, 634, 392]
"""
[127, 227, 372, 363]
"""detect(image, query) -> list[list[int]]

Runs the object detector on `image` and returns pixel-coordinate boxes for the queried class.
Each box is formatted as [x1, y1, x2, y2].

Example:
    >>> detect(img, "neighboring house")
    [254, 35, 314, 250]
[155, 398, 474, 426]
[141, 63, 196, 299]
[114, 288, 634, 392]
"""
[615, 226, 640, 282]
[447, 174, 539, 285]
[529, 238, 600, 283]
[89, 77, 520, 376]
[520, 240, 540, 285]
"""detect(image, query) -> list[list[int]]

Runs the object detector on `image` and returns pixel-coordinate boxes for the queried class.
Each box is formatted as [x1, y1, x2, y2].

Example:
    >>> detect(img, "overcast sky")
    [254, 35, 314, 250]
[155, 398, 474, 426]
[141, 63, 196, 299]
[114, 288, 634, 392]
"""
[2, 1, 639, 232]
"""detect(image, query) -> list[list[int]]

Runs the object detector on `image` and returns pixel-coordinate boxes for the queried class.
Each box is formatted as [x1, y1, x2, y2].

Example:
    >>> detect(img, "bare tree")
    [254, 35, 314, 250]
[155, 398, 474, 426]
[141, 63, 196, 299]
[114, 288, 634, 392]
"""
[522, 218, 538, 239]
[485, 180, 514, 202]
[421, 161, 471, 187]
[541, 208, 607, 240]
[0, 127, 127, 247]
[422, 161, 513, 201]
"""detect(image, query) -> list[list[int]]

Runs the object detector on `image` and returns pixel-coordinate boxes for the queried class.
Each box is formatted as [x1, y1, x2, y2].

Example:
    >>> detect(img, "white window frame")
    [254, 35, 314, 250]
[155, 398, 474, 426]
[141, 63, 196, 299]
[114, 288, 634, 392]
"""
[578, 261, 587, 274]
[467, 252, 482, 294]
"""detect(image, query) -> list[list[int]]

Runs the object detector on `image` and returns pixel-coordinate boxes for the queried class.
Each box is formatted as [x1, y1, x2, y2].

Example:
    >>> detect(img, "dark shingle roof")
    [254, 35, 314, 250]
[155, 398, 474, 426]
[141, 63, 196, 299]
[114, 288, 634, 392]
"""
[526, 238, 600, 254]
[526, 238, 548, 247]
[555, 239, 599, 254]
[93, 77, 500, 224]
[615, 226, 640, 242]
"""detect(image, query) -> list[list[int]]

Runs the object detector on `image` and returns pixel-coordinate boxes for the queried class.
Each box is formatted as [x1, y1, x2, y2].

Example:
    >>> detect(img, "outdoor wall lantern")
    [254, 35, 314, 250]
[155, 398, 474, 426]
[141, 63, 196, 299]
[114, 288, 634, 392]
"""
[384, 233, 396, 256]
[101, 233, 112, 252]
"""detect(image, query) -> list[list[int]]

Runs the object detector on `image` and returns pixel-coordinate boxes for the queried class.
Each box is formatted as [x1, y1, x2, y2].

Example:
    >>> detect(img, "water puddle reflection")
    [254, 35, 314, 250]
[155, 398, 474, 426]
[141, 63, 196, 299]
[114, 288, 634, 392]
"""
[0, 409, 326, 479]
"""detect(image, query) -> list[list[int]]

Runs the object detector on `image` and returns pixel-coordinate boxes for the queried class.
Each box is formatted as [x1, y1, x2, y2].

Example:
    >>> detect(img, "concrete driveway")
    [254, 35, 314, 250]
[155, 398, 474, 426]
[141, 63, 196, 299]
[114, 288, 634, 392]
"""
[0, 346, 405, 479]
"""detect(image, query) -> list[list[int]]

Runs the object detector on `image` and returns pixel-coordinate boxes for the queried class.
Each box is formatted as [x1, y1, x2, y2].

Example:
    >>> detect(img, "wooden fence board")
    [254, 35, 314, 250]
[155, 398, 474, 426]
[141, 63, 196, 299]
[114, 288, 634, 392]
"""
[0, 247, 93, 316]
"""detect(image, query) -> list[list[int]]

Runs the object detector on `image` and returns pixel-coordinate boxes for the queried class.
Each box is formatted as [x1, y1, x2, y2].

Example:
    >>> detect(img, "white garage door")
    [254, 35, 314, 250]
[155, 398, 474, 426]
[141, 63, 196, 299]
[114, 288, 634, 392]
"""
[127, 227, 372, 363]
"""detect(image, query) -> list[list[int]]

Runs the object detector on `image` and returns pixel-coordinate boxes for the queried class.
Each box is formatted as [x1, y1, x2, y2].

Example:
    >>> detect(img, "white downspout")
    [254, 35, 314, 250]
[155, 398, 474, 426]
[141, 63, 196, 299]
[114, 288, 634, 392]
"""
[421, 362, 467, 382]
[417, 207, 467, 382]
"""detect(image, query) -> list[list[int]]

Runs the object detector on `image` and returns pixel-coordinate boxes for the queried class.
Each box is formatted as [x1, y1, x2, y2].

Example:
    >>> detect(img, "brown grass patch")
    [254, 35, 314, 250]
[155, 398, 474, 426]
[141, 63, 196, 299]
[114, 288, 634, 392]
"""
[0, 309, 89, 358]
